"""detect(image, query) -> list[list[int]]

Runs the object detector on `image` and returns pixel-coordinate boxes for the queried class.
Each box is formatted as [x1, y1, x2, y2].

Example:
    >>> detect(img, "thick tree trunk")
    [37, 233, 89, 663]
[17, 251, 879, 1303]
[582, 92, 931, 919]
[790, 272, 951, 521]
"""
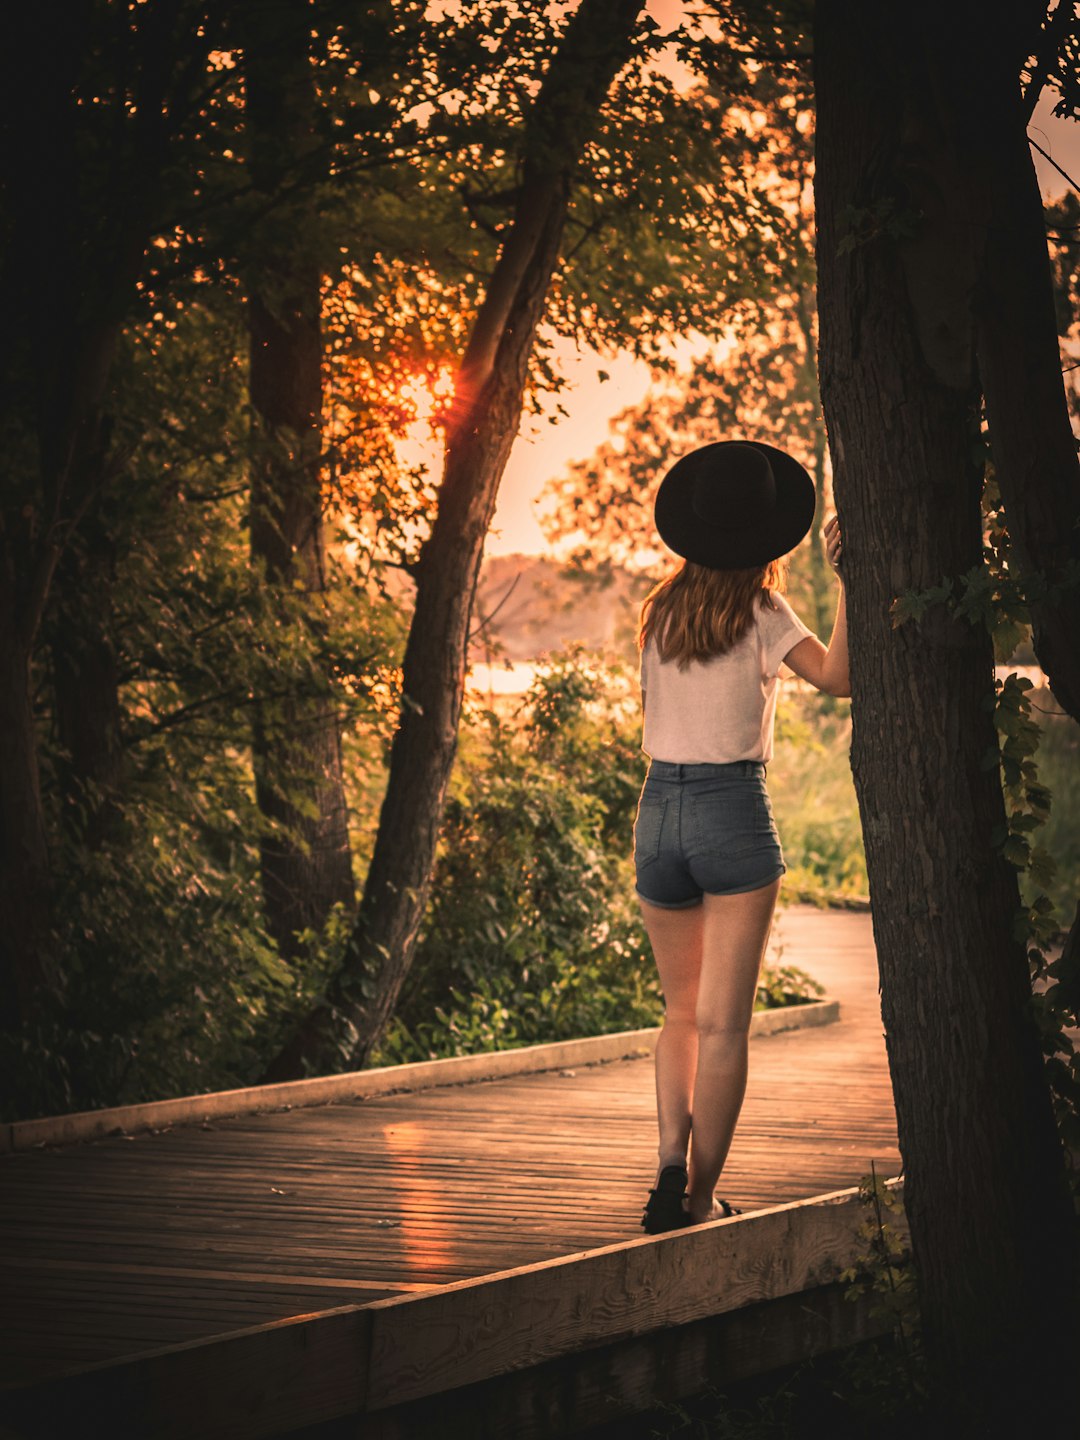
[815, 2, 1078, 1427]
[265, 0, 646, 1080]
[244, 0, 354, 958]
[0, 612, 62, 1031]
[959, 6, 1080, 725]
[0, 2, 209, 1033]
[932, 0, 1080, 1043]
[52, 619, 126, 845]
[0, 8, 122, 1026]
[50, 505, 128, 848]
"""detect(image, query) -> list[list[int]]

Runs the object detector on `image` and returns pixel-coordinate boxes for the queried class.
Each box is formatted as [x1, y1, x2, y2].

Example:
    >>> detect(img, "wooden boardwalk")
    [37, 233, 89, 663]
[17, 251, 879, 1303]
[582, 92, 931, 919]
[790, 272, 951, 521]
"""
[1, 905, 900, 1389]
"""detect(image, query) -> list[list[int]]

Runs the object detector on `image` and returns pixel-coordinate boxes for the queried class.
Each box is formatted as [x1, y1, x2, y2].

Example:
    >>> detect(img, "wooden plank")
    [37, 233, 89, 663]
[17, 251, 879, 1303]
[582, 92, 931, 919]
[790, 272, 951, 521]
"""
[1, 1266, 411, 1386]
[751, 999, 839, 1036]
[363, 1180, 906, 1408]
[4, 1183, 904, 1440]
[3, 1307, 372, 1440]
[1, 1001, 837, 1154]
[0, 1256, 434, 1296]
[357, 1282, 886, 1440]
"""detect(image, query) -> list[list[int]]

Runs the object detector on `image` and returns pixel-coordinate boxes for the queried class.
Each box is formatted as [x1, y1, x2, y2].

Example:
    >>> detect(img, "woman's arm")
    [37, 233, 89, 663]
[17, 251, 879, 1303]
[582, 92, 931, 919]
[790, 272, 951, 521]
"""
[782, 516, 850, 698]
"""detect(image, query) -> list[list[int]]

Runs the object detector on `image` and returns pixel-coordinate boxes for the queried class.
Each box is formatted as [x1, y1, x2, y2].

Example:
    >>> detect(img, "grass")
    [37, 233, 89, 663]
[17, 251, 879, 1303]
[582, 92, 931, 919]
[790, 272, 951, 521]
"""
[769, 688, 868, 906]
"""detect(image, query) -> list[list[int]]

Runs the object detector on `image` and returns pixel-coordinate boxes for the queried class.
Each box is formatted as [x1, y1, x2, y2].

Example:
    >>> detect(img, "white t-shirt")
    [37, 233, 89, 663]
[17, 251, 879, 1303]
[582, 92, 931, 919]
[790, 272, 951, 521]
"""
[640, 592, 814, 764]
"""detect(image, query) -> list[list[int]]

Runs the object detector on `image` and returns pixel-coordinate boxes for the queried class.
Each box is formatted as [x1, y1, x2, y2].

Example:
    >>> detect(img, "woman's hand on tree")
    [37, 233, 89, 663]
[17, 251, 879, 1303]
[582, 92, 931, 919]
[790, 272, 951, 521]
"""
[825, 514, 843, 575]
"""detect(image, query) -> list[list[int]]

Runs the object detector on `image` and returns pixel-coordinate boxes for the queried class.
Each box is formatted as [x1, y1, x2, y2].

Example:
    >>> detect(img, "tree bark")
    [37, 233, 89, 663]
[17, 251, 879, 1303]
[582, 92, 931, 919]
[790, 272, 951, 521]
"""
[959, 3, 1080, 726]
[265, 0, 646, 1080]
[0, 1, 215, 1032]
[0, 608, 61, 1031]
[814, 1, 1078, 1427]
[0, 4, 128, 1025]
[244, 0, 354, 958]
[50, 495, 129, 849]
[931, 0, 1080, 1056]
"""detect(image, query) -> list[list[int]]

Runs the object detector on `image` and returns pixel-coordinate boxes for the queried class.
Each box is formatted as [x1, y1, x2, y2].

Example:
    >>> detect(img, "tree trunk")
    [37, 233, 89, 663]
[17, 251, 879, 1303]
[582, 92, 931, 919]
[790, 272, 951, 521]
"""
[0, 7, 125, 1027]
[959, 4, 1080, 725]
[244, 0, 354, 958]
[814, 2, 1078, 1427]
[52, 616, 127, 846]
[931, 0, 1080, 1084]
[0, 608, 62, 1032]
[50, 500, 128, 849]
[0, 339, 126, 1029]
[0, 2, 212, 1034]
[265, 0, 646, 1080]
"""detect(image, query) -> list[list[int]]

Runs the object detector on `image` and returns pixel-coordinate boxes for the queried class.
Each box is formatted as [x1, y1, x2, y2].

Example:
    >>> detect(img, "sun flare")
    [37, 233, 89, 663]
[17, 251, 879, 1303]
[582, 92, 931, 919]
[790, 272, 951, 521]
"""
[397, 366, 457, 435]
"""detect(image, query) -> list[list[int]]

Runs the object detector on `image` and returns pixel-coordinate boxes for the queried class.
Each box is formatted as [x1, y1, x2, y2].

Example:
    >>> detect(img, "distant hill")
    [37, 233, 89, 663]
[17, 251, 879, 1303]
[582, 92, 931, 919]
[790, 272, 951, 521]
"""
[471, 553, 649, 664]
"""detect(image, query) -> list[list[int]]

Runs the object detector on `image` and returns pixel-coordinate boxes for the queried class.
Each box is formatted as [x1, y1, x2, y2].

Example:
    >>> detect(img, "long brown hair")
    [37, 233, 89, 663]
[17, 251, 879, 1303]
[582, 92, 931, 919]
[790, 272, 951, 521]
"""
[638, 558, 788, 668]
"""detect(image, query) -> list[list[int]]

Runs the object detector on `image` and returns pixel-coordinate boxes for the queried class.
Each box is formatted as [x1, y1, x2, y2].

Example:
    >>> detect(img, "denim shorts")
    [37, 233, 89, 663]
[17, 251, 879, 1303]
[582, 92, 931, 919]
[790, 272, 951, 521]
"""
[633, 760, 785, 908]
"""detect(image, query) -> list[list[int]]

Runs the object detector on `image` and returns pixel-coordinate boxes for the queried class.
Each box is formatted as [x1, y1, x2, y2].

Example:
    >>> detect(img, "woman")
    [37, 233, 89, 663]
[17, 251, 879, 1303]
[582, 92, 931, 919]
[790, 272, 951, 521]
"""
[636, 439, 848, 1234]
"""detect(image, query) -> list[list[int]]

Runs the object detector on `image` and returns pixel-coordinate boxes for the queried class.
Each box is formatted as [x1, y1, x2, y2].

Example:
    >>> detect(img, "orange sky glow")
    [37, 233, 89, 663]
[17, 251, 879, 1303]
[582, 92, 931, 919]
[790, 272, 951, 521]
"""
[407, 2, 1080, 560]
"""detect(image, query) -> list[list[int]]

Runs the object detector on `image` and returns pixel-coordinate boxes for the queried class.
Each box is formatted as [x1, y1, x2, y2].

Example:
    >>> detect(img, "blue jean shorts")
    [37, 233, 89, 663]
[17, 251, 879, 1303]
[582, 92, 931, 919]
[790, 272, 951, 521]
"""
[633, 760, 785, 909]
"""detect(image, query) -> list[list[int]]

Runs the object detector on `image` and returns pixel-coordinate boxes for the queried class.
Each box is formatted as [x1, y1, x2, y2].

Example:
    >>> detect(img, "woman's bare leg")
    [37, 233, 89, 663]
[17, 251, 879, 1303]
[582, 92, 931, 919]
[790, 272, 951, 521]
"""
[637, 898, 703, 1179]
[686, 878, 781, 1222]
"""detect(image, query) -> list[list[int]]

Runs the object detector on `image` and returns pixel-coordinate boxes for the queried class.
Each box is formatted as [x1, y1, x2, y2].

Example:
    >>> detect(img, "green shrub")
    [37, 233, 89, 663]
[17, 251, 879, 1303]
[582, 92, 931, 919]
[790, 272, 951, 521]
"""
[374, 658, 661, 1064]
[756, 964, 824, 1009]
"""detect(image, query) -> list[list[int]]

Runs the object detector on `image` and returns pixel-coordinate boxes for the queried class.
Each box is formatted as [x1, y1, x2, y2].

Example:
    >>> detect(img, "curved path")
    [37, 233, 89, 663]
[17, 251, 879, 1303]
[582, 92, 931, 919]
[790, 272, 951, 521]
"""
[0, 905, 900, 1382]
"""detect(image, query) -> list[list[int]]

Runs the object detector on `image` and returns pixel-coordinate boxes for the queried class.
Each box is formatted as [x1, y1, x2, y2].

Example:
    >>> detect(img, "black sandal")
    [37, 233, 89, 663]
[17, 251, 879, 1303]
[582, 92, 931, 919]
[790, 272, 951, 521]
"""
[641, 1164, 691, 1234]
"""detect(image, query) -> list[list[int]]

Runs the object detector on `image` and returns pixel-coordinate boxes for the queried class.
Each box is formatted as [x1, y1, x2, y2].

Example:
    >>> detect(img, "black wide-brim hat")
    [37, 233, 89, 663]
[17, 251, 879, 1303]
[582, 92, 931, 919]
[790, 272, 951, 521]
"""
[654, 440, 816, 570]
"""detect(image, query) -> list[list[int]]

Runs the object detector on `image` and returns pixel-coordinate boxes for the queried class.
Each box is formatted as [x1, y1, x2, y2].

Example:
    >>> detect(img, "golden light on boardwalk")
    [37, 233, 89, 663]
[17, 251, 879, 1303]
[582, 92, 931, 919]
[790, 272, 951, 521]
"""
[379, 1119, 459, 1279]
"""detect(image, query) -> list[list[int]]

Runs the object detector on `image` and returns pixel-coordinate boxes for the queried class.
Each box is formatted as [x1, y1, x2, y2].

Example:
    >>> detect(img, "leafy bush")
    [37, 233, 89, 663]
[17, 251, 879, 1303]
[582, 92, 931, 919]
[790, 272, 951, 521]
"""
[756, 964, 824, 1010]
[374, 656, 661, 1064]
[13, 733, 355, 1120]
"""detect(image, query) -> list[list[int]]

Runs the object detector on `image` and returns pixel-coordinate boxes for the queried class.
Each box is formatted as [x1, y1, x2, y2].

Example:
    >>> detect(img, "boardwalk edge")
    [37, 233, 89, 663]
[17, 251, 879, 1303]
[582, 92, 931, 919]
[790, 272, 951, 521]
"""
[3, 1178, 904, 1440]
[1, 999, 839, 1153]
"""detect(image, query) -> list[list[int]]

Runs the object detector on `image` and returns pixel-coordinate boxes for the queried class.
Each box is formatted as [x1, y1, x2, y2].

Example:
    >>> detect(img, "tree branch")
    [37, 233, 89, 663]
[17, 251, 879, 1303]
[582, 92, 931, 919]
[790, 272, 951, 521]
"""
[468, 570, 522, 642]
[1029, 134, 1080, 195]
